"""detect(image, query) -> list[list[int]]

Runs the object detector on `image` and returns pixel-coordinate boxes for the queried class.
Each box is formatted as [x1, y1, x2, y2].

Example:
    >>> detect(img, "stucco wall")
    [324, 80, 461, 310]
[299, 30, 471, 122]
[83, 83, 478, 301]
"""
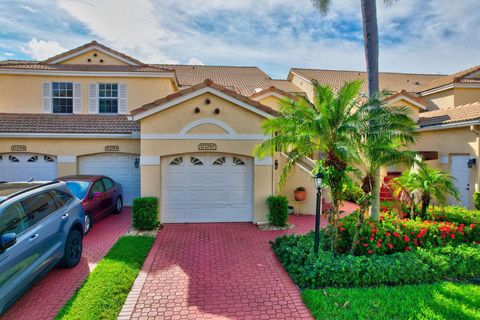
[454, 88, 480, 106]
[422, 88, 455, 110]
[0, 74, 176, 113]
[138, 91, 273, 223]
[58, 49, 129, 65]
[257, 95, 283, 111]
[388, 99, 421, 123]
[289, 74, 314, 102]
[0, 137, 140, 177]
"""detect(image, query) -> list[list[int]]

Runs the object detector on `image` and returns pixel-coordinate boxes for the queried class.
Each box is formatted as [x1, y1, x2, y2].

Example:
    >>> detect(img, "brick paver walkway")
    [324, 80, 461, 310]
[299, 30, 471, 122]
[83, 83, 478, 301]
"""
[1, 208, 132, 320]
[127, 202, 357, 320]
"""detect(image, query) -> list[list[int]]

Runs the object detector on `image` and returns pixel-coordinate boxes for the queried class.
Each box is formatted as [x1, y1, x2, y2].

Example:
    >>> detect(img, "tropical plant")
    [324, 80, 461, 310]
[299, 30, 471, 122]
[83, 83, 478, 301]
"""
[255, 80, 363, 251]
[348, 95, 418, 253]
[311, 0, 394, 216]
[393, 165, 460, 219]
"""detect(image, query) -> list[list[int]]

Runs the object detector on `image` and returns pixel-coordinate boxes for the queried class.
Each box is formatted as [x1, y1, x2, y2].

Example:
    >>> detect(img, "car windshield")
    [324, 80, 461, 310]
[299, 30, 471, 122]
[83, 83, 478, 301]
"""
[65, 181, 91, 199]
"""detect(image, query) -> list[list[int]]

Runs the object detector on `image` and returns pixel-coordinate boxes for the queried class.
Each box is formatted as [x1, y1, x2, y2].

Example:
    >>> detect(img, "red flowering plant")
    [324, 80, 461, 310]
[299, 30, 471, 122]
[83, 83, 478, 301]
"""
[336, 210, 480, 256]
[426, 206, 480, 225]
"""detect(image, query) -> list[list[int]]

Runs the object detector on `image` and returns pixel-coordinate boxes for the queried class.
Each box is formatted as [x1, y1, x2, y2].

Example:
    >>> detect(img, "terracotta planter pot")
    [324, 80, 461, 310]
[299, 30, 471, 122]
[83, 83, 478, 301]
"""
[294, 190, 306, 201]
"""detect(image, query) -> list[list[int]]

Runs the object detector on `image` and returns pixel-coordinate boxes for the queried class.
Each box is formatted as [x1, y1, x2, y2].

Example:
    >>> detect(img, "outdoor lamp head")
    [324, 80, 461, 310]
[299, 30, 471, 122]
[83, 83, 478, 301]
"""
[314, 172, 323, 190]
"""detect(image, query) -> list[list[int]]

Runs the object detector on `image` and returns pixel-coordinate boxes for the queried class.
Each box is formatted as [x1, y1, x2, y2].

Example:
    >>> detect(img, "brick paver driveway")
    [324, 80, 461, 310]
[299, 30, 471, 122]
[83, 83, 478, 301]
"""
[125, 204, 357, 320]
[1, 208, 132, 320]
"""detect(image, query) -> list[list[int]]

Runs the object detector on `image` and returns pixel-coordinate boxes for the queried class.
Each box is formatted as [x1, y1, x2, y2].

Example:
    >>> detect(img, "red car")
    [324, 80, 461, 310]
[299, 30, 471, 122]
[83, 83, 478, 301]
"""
[56, 175, 123, 234]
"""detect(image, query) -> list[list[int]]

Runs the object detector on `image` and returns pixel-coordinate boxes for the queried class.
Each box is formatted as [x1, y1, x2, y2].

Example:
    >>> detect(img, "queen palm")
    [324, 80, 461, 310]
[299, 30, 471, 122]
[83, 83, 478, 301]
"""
[255, 80, 363, 249]
[393, 165, 460, 219]
[311, 0, 394, 217]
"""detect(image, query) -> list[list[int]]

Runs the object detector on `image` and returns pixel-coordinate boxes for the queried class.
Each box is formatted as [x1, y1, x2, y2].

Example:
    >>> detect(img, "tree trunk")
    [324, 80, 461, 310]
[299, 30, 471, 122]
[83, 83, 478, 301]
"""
[421, 193, 431, 219]
[361, 0, 381, 218]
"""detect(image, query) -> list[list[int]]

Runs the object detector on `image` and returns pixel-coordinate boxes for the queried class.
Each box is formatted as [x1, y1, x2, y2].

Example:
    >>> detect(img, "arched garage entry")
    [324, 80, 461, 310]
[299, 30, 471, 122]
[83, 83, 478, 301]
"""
[162, 153, 254, 223]
[78, 153, 140, 205]
[0, 153, 57, 182]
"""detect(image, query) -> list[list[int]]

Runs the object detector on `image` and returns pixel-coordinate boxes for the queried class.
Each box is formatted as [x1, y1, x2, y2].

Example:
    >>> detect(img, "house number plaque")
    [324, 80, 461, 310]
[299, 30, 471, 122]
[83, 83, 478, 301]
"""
[11, 145, 27, 152]
[198, 143, 217, 151]
[105, 145, 120, 152]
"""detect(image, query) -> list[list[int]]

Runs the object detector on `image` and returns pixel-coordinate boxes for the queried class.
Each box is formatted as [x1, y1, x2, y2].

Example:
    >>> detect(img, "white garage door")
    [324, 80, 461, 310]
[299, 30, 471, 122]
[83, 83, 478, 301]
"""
[163, 154, 253, 223]
[78, 153, 140, 205]
[0, 153, 57, 182]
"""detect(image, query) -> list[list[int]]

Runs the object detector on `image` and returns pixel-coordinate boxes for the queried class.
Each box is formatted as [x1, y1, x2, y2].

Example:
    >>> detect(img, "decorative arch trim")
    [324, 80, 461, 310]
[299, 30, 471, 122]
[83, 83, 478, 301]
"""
[179, 118, 237, 135]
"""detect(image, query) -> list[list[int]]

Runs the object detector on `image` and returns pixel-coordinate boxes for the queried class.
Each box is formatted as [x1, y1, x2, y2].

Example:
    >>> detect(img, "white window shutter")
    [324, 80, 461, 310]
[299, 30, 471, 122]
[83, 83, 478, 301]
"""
[73, 82, 82, 113]
[89, 83, 98, 113]
[118, 83, 127, 114]
[42, 82, 52, 113]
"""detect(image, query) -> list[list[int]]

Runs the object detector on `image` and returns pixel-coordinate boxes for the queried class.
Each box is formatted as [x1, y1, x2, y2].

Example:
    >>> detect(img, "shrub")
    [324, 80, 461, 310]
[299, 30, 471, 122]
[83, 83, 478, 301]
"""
[426, 206, 480, 225]
[343, 181, 364, 204]
[266, 195, 289, 227]
[272, 232, 480, 289]
[132, 197, 159, 230]
[475, 192, 480, 210]
[336, 212, 480, 256]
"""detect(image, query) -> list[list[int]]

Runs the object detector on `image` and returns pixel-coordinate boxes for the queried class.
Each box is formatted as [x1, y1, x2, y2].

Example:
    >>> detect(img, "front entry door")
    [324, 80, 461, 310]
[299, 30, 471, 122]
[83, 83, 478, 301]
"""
[450, 155, 470, 207]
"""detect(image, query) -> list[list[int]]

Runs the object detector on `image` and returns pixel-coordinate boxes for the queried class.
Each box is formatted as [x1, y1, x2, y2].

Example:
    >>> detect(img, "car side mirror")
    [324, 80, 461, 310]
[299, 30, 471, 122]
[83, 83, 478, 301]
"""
[0, 233, 16, 253]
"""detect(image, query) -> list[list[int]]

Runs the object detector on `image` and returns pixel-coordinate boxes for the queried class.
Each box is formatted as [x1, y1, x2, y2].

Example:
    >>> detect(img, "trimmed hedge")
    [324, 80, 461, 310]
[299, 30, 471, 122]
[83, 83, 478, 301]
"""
[266, 195, 289, 227]
[475, 192, 480, 210]
[132, 197, 159, 230]
[272, 232, 480, 289]
[427, 206, 480, 225]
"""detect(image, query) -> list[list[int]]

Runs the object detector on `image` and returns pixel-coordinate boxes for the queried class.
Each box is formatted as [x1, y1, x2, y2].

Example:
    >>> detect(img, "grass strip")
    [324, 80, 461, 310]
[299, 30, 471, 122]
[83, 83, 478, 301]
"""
[302, 281, 480, 320]
[56, 235, 155, 320]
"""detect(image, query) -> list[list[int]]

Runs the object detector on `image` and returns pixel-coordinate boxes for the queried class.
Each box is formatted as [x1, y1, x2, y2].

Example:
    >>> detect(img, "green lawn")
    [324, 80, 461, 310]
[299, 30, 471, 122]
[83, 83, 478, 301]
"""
[56, 235, 155, 320]
[302, 282, 480, 320]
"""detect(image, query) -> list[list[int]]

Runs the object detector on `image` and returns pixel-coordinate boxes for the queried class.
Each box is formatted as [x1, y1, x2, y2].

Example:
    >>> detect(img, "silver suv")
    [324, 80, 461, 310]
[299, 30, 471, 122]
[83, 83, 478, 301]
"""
[0, 181, 85, 315]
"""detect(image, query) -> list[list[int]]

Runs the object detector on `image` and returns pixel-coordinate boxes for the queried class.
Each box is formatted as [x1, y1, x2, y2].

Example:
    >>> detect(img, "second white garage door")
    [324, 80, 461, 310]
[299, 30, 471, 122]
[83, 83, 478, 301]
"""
[162, 153, 253, 223]
[78, 153, 140, 205]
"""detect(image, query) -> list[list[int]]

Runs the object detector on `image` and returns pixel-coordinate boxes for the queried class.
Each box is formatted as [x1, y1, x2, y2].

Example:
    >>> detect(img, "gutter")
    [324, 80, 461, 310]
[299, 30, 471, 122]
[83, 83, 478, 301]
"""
[0, 132, 140, 139]
[416, 120, 480, 132]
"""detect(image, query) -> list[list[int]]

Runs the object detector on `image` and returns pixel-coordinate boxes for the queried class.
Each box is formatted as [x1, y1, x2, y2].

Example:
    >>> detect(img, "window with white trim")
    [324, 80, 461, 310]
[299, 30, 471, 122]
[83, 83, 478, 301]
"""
[98, 83, 118, 113]
[52, 82, 73, 113]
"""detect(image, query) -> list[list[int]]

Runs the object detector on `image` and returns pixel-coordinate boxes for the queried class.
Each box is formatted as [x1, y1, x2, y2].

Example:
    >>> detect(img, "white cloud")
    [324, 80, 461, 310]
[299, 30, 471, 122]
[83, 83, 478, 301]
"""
[187, 58, 204, 65]
[21, 39, 66, 60]
[3, 52, 14, 57]
[20, 4, 37, 13]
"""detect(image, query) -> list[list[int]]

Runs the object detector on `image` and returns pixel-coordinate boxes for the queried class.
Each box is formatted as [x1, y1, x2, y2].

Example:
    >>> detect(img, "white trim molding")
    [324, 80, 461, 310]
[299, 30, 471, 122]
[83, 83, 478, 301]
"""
[254, 156, 272, 166]
[132, 87, 274, 121]
[179, 118, 236, 134]
[140, 156, 160, 166]
[386, 95, 427, 110]
[0, 132, 140, 139]
[140, 133, 268, 140]
[0, 69, 176, 78]
[419, 83, 480, 96]
[417, 120, 480, 131]
[57, 156, 77, 163]
[47, 45, 139, 65]
[250, 91, 289, 101]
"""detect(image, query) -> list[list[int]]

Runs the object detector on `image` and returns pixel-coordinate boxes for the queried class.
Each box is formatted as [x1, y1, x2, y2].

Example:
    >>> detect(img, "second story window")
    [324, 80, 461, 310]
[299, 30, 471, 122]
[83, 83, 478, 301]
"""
[99, 83, 118, 113]
[52, 82, 73, 113]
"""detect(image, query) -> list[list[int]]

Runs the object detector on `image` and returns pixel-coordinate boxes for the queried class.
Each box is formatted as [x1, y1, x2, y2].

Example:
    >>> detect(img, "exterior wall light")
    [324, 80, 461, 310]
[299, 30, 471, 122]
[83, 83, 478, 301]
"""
[134, 157, 140, 168]
[274, 159, 279, 170]
[313, 172, 324, 254]
[468, 158, 476, 168]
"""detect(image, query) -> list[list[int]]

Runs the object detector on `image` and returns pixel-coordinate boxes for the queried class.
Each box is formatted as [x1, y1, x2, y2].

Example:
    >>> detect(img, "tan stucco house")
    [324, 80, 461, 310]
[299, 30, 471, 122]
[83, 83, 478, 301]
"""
[0, 41, 479, 223]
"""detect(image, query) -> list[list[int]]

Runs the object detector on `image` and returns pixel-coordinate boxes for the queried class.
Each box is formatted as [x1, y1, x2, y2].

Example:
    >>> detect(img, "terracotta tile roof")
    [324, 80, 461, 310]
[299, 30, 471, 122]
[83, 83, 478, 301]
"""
[290, 68, 444, 93]
[0, 63, 173, 73]
[42, 40, 145, 65]
[155, 64, 276, 96]
[249, 86, 298, 100]
[266, 80, 304, 94]
[0, 60, 38, 65]
[131, 79, 277, 117]
[420, 65, 480, 92]
[385, 89, 429, 107]
[0, 113, 139, 134]
[418, 101, 480, 128]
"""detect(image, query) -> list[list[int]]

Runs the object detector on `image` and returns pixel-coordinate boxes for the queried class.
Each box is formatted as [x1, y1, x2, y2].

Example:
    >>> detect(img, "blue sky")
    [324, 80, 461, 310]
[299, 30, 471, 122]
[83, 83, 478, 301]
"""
[1, 0, 479, 79]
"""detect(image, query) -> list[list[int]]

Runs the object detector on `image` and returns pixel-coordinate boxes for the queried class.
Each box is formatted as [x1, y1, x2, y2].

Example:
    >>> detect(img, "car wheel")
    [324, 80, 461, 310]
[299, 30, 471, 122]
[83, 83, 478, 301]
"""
[84, 213, 92, 234]
[60, 229, 83, 268]
[114, 197, 123, 214]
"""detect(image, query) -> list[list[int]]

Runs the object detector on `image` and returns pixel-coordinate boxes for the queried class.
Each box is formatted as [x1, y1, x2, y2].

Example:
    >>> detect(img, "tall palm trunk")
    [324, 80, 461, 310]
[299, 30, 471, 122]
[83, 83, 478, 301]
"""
[361, 0, 381, 219]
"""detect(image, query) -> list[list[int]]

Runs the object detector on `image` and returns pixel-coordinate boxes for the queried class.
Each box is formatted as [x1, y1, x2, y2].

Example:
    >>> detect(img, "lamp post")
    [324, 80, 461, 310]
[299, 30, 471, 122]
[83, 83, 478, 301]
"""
[313, 172, 323, 254]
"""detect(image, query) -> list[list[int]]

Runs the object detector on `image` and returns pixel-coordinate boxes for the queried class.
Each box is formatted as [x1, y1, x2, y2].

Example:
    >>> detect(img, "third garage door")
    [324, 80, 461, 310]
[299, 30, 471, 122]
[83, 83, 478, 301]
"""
[162, 154, 253, 223]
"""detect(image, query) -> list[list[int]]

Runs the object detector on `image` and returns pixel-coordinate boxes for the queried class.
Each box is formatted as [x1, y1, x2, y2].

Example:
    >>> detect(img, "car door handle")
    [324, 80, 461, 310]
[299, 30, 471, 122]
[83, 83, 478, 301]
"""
[28, 234, 39, 243]
[62, 213, 69, 221]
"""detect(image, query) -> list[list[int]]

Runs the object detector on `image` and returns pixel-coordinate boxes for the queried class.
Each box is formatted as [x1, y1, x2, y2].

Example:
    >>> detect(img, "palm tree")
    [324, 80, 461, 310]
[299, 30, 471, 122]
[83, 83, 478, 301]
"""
[349, 95, 418, 254]
[255, 80, 363, 251]
[393, 165, 460, 219]
[311, 0, 393, 217]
